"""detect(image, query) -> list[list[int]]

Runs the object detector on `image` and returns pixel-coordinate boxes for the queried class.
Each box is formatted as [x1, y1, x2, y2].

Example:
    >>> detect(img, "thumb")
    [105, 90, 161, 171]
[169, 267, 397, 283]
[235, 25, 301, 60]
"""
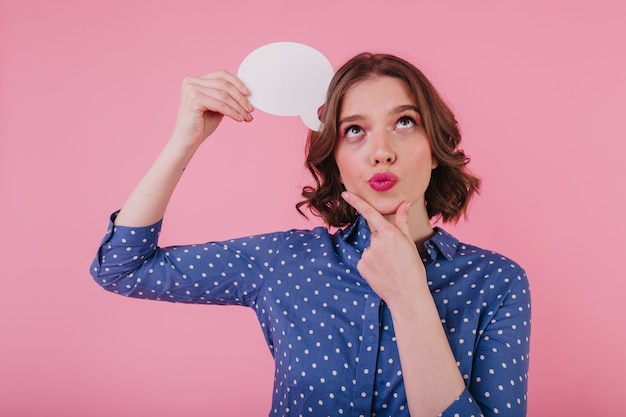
[394, 201, 412, 239]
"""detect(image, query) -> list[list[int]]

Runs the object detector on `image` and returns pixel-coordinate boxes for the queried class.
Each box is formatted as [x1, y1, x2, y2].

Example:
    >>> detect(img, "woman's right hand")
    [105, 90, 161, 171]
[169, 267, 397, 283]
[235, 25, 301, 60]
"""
[170, 70, 254, 150]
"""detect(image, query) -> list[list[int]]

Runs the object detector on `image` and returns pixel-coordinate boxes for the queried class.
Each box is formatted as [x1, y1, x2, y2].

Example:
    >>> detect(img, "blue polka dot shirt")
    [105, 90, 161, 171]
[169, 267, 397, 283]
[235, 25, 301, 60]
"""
[91, 213, 530, 417]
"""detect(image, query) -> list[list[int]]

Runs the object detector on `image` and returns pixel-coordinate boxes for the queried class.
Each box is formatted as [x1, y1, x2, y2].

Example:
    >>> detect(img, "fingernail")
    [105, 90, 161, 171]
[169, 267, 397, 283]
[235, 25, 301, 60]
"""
[341, 191, 349, 200]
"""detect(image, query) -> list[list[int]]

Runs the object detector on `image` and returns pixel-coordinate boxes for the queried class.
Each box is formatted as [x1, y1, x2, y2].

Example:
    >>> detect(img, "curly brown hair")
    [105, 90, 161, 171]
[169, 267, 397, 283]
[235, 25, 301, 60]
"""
[296, 52, 481, 228]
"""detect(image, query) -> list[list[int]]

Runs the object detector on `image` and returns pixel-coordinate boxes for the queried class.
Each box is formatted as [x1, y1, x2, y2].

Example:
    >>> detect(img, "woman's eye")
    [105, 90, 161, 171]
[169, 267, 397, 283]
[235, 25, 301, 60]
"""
[396, 116, 416, 129]
[343, 125, 363, 138]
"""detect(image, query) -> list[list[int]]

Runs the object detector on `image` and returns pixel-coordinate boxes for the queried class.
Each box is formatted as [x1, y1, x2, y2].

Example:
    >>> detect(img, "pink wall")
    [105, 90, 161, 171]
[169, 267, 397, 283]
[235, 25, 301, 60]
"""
[2, 1, 625, 415]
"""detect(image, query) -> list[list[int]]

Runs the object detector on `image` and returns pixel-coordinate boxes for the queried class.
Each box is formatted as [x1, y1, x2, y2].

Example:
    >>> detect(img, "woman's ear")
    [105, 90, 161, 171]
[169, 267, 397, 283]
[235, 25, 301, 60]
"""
[317, 104, 325, 119]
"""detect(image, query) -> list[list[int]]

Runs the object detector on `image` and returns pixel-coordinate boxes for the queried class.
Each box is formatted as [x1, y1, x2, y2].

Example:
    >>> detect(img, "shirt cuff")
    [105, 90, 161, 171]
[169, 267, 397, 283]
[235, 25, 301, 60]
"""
[100, 210, 163, 247]
[438, 388, 484, 417]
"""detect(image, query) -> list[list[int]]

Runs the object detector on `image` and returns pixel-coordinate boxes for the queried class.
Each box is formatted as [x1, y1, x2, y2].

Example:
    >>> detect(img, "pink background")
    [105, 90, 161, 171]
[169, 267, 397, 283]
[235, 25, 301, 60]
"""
[2, 1, 625, 415]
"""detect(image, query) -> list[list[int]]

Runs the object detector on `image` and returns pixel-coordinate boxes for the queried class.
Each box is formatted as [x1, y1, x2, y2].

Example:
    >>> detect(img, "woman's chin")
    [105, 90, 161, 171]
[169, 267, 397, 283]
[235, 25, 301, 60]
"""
[371, 201, 403, 217]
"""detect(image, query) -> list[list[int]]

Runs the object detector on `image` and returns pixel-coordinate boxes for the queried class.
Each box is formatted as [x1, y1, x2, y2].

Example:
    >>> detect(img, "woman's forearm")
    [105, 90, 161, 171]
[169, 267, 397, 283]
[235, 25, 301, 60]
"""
[114, 139, 199, 227]
[389, 293, 466, 417]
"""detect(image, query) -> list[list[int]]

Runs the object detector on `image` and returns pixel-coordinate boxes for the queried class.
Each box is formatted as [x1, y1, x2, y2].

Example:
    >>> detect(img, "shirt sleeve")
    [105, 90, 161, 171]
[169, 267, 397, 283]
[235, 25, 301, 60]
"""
[89, 212, 274, 307]
[440, 267, 531, 417]
[439, 389, 484, 417]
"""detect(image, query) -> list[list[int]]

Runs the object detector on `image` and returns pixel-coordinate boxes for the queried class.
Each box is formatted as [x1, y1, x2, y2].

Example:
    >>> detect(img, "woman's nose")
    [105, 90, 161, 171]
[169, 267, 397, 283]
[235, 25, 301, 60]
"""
[371, 133, 396, 165]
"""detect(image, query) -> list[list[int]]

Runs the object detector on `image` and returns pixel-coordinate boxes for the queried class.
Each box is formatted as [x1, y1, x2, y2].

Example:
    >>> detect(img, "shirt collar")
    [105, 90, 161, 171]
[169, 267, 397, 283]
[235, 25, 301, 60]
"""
[340, 216, 459, 262]
[339, 215, 371, 253]
[423, 227, 459, 263]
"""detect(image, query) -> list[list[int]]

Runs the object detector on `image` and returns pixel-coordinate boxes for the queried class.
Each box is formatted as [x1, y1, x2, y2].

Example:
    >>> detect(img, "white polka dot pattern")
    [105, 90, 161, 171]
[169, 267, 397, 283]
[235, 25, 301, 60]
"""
[91, 213, 530, 417]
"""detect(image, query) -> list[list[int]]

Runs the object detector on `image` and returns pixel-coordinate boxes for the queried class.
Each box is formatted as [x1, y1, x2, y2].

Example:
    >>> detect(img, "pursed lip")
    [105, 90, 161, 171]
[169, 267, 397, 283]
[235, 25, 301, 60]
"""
[368, 172, 398, 192]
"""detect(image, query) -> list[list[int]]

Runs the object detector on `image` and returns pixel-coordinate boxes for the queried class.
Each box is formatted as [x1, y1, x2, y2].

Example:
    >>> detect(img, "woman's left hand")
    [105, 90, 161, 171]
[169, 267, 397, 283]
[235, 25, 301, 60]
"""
[341, 191, 428, 306]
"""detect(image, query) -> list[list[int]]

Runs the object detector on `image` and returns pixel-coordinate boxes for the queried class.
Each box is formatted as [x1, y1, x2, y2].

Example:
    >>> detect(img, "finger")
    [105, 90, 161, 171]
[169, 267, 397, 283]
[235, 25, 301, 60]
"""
[199, 71, 254, 114]
[197, 77, 252, 113]
[341, 191, 387, 233]
[183, 77, 252, 121]
[199, 70, 251, 96]
[196, 89, 251, 122]
[186, 76, 253, 115]
[394, 201, 412, 239]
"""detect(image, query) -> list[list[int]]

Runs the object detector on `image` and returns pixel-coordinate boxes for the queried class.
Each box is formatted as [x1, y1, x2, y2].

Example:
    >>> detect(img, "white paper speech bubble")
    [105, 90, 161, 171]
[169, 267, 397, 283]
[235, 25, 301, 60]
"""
[237, 42, 334, 131]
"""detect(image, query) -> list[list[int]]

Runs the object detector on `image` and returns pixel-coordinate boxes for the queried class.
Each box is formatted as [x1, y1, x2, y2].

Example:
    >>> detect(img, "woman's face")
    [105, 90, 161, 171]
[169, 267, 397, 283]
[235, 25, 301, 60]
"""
[334, 76, 437, 221]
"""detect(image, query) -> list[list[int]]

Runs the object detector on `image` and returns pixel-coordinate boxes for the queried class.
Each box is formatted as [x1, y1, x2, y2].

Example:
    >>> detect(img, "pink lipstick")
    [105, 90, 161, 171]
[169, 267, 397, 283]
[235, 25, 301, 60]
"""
[368, 172, 398, 192]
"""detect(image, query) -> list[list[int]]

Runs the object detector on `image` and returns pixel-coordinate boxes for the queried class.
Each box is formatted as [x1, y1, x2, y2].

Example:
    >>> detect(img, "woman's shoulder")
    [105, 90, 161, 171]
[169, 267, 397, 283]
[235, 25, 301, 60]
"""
[431, 228, 528, 288]
[224, 224, 337, 251]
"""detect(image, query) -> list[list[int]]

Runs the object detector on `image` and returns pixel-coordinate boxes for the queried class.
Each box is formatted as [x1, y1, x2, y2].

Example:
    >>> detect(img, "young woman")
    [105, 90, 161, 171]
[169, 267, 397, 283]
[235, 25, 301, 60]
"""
[91, 53, 530, 417]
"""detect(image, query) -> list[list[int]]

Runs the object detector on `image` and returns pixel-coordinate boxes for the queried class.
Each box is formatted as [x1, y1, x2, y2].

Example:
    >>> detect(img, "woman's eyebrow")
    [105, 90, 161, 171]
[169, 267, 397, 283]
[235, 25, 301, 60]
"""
[390, 104, 419, 115]
[338, 114, 363, 126]
[338, 105, 419, 126]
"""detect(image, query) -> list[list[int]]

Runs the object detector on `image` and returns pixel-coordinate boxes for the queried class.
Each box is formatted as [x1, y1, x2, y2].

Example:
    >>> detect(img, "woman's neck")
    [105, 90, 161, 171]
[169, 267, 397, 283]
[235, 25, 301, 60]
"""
[383, 203, 434, 248]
